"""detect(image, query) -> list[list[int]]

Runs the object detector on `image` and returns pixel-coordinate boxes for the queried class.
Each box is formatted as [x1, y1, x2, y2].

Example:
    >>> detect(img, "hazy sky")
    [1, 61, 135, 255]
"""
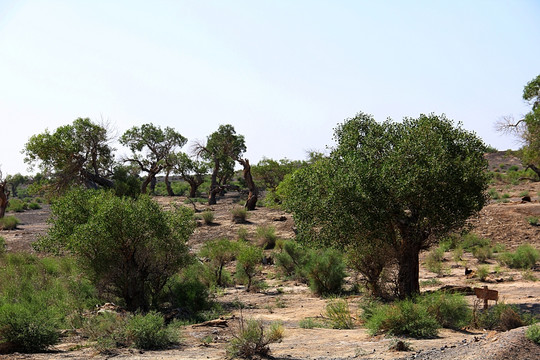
[1, 0, 539, 175]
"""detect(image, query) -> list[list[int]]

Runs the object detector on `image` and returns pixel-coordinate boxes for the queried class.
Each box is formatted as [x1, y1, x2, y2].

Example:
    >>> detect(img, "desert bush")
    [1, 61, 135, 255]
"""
[452, 246, 463, 263]
[0, 215, 19, 230]
[274, 240, 312, 281]
[236, 243, 263, 292]
[417, 292, 471, 330]
[34, 189, 195, 312]
[231, 207, 248, 223]
[201, 210, 215, 225]
[83, 312, 129, 352]
[363, 298, 439, 338]
[126, 312, 180, 350]
[425, 247, 445, 274]
[307, 248, 346, 296]
[0, 236, 5, 254]
[488, 188, 500, 199]
[158, 266, 211, 315]
[473, 245, 492, 263]
[27, 202, 41, 210]
[6, 198, 26, 212]
[460, 233, 491, 252]
[0, 302, 60, 352]
[474, 303, 533, 331]
[227, 318, 283, 359]
[498, 244, 539, 269]
[199, 238, 238, 287]
[526, 323, 540, 344]
[237, 227, 249, 241]
[325, 299, 354, 329]
[476, 265, 490, 281]
[299, 317, 326, 329]
[527, 216, 539, 226]
[256, 225, 277, 249]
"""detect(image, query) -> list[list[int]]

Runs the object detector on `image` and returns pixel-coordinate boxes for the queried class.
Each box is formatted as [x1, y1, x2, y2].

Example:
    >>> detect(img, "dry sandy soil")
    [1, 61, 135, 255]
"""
[1, 154, 539, 360]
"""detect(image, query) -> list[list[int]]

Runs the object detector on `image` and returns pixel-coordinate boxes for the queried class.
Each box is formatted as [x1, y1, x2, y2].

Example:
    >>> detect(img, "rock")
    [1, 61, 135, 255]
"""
[273, 216, 287, 221]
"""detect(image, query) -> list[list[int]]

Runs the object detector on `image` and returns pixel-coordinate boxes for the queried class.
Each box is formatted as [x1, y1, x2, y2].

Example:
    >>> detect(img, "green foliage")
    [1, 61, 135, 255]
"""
[418, 292, 471, 330]
[474, 303, 533, 331]
[235, 243, 263, 292]
[171, 153, 208, 198]
[7, 198, 26, 212]
[199, 238, 238, 287]
[363, 298, 439, 338]
[126, 312, 180, 350]
[34, 189, 195, 311]
[256, 225, 277, 249]
[231, 206, 248, 223]
[460, 233, 491, 252]
[488, 188, 500, 200]
[325, 299, 354, 329]
[0, 254, 98, 352]
[112, 165, 141, 198]
[83, 312, 128, 352]
[201, 210, 215, 225]
[0, 236, 5, 254]
[526, 323, 540, 344]
[424, 247, 445, 275]
[0, 302, 60, 352]
[24, 118, 115, 194]
[299, 317, 326, 329]
[274, 240, 312, 281]
[498, 244, 539, 269]
[473, 245, 493, 263]
[28, 202, 41, 210]
[237, 227, 249, 241]
[527, 216, 539, 226]
[476, 265, 490, 281]
[227, 318, 283, 359]
[0, 215, 19, 230]
[251, 158, 304, 191]
[307, 248, 346, 296]
[280, 112, 489, 298]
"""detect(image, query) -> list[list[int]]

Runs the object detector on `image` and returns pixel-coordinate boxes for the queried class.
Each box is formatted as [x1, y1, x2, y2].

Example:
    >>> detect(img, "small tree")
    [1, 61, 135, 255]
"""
[236, 243, 263, 292]
[5, 173, 27, 198]
[193, 125, 246, 205]
[199, 238, 238, 287]
[120, 124, 187, 194]
[34, 189, 195, 311]
[281, 113, 489, 298]
[171, 152, 208, 198]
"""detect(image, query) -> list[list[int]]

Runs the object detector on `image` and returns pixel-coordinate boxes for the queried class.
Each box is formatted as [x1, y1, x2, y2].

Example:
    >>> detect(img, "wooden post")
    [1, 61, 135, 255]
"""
[474, 286, 499, 310]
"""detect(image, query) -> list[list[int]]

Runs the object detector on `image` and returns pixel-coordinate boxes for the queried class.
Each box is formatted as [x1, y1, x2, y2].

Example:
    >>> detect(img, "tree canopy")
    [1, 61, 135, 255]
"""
[280, 112, 489, 297]
[120, 124, 187, 194]
[23, 118, 114, 193]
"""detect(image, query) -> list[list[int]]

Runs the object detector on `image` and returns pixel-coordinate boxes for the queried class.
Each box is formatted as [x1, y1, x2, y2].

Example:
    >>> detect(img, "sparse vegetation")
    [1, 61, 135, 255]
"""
[498, 244, 539, 269]
[227, 318, 283, 359]
[256, 225, 278, 249]
[201, 210, 215, 225]
[231, 206, 249, 223]
[0, 215, 19, 230]
[325, 299, 354, 329]
[526, 323, 540, 344]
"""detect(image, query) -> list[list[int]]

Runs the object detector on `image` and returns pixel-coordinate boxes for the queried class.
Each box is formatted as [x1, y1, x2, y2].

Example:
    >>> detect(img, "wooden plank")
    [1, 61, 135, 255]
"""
[474, 287, 499, 301]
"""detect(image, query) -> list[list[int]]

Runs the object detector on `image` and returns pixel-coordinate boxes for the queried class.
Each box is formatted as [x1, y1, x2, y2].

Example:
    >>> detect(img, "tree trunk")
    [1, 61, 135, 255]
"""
[238, 158, 258, 210]
[209, 159, 220, 205]
[165, 169, 174, 196]
[189, 183, 197, 198]
[150, 176, 157, 194]
[396, 241, 421, 298]
[0, 180, 9, 218]
[81, 169, 114, 188]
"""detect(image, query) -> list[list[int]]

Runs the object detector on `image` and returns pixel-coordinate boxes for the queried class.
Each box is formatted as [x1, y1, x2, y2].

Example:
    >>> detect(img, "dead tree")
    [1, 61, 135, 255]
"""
[238, 158, 258, 210]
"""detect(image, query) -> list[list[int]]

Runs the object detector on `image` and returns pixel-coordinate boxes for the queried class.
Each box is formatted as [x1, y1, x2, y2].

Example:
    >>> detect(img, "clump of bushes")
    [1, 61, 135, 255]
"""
[256, 225, 277, 249]
[274, 240, 311, 281]
[307, 249, 346, 296]
[227, 318, 284, 359]
[0, 215, 19, 230]
[526, 323, 540, 344]
[325, 299, 354, 329]
[498, 244, 539, 269]
[231, 207, 248, 223]
[361, 291, 472, 338]
[199, 238, 238, 287]
[424, 247, 445, 275]
[6, 198, 27, 212]
[473, 303, 534, 331]
[201, 210, 215, 225]
[460, 233, 491, 252]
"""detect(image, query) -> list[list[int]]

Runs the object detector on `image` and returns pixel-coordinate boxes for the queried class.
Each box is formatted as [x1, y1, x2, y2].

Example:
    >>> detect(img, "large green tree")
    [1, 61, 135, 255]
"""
[499, 74, 540, 178]
[24, 118, 115, 193]
[280, 113, 489, 298]
[34, 189, 195, 311]
[120, 124, 187, 194]
[194, 125, 246, 205]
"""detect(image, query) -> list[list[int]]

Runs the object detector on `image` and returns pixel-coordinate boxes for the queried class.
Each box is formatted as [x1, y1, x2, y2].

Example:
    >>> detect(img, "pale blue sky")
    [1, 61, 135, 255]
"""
[1, 0, 539, 175]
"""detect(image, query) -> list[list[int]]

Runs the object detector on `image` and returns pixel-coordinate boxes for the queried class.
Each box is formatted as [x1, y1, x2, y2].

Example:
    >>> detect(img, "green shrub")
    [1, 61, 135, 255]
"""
[159, 268, 211, 314]
[274, 240, 312, 281]
[488, 188, 500, 200]
[231, 207, 248, 224]
[28, 202, 41, 210]
[520, 190, 530, 197]
[363, 298, 439, 338]
[0, 215, 19, 230]
[235, 243, 263, 292]
[83, 312, 129, 352]
[508, 165, 519, 172]
[527, 216, 539, 226]
[126, 312, 180, 350]
[6, 198, 26, 212]
[201, 210, 215, 225]
[325, 299, 354, 329]
[418, 292, 471, 330]
[526, 323, 540, 344]
[474, 303, 533, 331]
[227, 318, 283, 359]
[237, 227, 249, 241]
[256, 225, 277, 249]
[476, 265, 490, 281]
[33, 190, 195, 312]
[307, 249, 346, 296]
[0, 236, 5, 254]
[499, 244, 539, 269]
[452, 247, 463, 263]
[299, 317, 325, 329]
[199, 238, 238, 287]
[492, 243, 506, 253]
[425, 247, 445, 274]
[502, 193, 510, 199]
[460, 233, 491, 252]
[473, 245, 492, 263]
[0, 302, 60, 352]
